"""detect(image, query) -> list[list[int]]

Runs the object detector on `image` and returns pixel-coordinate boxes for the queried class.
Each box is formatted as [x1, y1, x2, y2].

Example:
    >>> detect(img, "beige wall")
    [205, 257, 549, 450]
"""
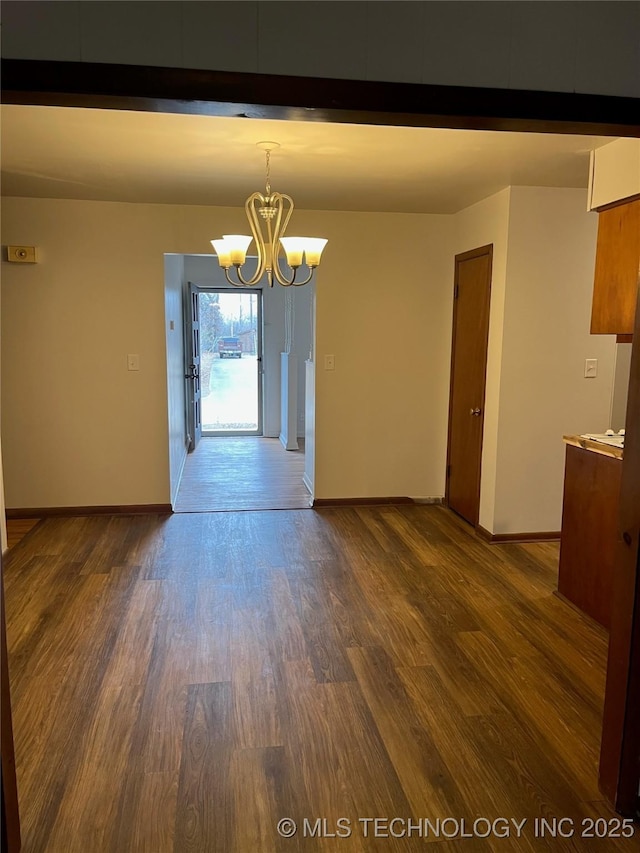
[0, 196, 252, 509]
[1, 197, 176, 508]
[611, 343, 632, 433]
[308, 210, 453, 500]
[0, 192, 618, 532]
[452, 188, 511, 532]
[304, 359, 315, 495]
[1, 197, 453, 508]
[493, 187, 615, 534]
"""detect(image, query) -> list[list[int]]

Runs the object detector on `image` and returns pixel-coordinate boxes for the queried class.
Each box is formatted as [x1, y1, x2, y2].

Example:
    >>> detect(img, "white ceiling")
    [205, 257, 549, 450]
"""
[1, 104, 612, 214]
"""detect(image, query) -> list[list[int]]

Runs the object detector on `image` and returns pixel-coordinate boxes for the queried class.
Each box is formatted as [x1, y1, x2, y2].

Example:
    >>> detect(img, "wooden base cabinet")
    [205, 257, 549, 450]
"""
[558, 444, 622, 630]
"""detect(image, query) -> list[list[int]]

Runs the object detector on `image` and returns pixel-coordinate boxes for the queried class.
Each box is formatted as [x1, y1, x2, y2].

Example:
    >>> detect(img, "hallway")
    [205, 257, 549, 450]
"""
[174, 436, 310, 512]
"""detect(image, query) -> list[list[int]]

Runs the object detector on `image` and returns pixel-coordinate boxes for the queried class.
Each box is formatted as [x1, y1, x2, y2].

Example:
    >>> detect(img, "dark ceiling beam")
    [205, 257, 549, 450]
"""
[2, 58, 640, 137]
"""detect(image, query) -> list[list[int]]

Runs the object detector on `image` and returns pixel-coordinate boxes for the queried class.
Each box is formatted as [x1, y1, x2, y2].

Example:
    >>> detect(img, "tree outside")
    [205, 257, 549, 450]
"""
[199, 292, 225, 353]
[199, 291, 257, 354]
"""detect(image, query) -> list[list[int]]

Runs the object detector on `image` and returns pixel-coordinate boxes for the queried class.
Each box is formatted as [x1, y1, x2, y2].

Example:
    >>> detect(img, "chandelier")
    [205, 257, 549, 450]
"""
[211, 142, 327, 288]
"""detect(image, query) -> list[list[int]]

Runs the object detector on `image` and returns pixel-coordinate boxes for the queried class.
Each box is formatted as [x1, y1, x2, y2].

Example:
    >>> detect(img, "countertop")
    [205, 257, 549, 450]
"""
[563, 434, 623, 460]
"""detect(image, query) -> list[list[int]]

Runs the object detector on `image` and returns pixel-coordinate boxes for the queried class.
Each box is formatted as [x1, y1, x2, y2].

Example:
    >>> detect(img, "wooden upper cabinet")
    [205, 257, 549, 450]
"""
[591, 198, 640, 336]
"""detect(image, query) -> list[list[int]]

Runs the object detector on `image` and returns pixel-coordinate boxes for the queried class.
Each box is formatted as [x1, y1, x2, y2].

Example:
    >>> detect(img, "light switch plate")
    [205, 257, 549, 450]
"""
[324, 354, 335, 371]
[584, 358, 598, 378]
[127, 354, 140, 371]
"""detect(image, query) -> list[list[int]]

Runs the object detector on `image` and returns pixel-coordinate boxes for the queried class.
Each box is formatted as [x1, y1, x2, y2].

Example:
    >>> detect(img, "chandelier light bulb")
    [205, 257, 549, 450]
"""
[222, 234, 253, 265]
[279, 237, 306, 268]
[210, 239, 231, 268]
[302, 237, 328, 267]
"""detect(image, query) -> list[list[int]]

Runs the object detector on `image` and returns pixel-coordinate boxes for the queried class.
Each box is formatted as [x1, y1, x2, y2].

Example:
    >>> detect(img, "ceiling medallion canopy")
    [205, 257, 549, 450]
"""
[211, 142, 328, 287]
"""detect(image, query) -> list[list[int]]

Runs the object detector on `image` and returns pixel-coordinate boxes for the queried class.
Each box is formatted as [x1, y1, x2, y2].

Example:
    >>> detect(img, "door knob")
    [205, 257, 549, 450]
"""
[470, 408, 481, 416]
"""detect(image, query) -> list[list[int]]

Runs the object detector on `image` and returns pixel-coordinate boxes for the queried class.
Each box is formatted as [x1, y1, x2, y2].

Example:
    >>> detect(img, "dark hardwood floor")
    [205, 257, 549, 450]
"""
[174, 437, 310, 512]
[4, 506, 636, 852]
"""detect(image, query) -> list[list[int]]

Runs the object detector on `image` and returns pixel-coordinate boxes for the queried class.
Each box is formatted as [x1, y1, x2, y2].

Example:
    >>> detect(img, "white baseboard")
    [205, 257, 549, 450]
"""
[279, 433, 299, 451]
[171, 445, 189, 509]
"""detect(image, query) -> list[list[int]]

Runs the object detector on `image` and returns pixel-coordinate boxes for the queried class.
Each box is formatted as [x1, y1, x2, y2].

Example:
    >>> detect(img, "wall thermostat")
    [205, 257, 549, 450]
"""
[6, 246, 37, 263]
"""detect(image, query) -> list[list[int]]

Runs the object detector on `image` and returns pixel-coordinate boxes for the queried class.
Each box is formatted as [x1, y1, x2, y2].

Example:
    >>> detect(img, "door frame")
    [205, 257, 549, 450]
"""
[195, 286, 264, 438]
[185, 281, 202, 451]
[445, 244, 493, 527]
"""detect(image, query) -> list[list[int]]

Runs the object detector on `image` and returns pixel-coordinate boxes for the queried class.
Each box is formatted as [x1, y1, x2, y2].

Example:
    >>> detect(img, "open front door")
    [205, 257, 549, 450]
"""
[185, 282, 202, 452]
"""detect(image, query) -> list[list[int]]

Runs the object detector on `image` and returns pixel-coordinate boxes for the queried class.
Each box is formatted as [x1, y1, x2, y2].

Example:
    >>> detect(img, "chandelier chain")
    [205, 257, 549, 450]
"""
[265, 150, 271, 196]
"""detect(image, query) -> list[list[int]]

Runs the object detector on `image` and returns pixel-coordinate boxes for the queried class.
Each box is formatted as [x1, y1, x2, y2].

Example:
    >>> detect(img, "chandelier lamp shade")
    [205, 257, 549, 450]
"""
[211, 142, 328, 287]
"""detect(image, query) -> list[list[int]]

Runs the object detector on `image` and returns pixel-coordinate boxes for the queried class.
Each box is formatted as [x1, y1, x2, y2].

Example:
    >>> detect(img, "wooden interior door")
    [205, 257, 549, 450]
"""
[185, 282, 202, 451]
[446, 245, 493, 526]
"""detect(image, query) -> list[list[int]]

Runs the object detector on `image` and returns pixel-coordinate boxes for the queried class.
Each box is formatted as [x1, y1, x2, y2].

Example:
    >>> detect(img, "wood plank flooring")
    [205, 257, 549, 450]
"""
[174, 437, 310, 512]
[4, 506, 637, 852]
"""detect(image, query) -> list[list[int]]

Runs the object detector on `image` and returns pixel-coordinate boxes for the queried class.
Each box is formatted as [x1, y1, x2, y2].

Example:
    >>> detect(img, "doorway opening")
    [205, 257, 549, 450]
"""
[199, 289, 262, 436]
[175, 266, 312, 513]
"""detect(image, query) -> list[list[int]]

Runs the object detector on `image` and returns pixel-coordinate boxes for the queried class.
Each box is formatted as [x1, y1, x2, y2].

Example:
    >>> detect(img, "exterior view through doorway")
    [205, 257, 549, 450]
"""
[198, 289, 262, 437]
[179, 278, 310, 512]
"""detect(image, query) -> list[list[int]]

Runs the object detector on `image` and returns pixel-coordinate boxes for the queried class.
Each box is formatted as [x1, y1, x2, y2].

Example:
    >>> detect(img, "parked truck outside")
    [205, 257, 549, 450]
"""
[217, 337, 243, 358]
